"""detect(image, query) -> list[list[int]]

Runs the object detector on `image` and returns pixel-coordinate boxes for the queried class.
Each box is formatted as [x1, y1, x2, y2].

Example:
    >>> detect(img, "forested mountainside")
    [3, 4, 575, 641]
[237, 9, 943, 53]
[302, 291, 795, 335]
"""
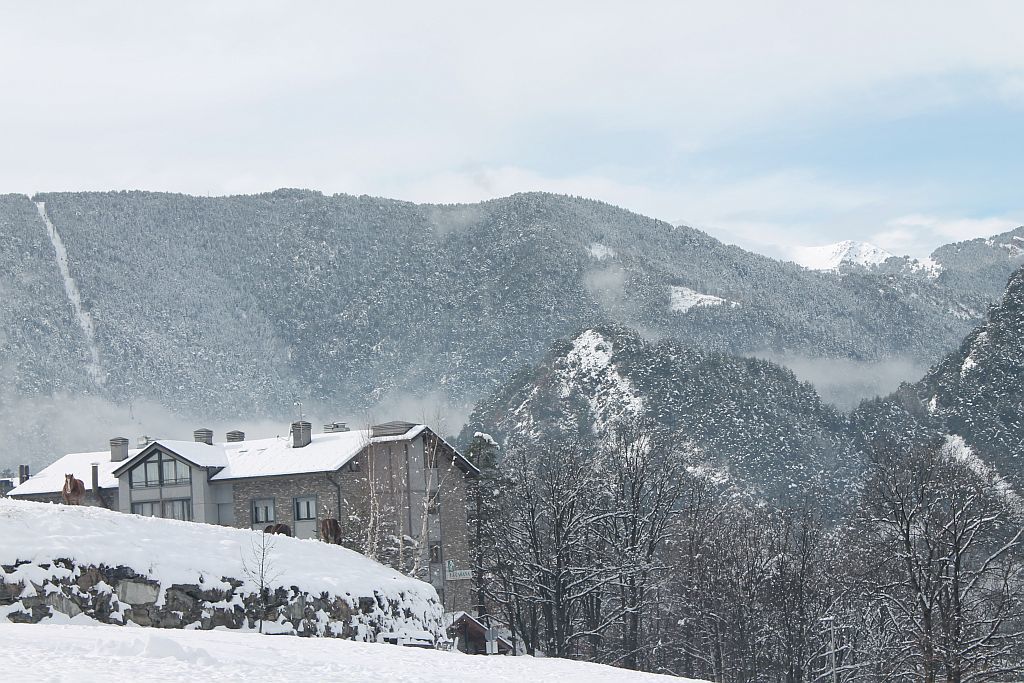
[2, 189, 1022, 469]
[460, 267, 1024, 679]
[0, 195, 94, 396]
[463, 265, 1024, 508]
[914, 265, 1024, 486]
[460, 325, 858, 504]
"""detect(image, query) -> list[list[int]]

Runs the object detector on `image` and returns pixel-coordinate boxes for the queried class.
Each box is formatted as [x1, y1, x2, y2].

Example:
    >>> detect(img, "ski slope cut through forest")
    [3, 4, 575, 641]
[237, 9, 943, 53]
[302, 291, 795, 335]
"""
[34, 200, 104, 385]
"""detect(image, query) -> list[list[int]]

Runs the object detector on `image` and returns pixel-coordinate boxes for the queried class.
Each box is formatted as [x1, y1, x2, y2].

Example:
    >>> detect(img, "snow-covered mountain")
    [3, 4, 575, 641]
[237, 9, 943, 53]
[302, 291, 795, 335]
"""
[789, 240, 894, 271]
[916, 264, 1024, 486]
[461, 324, 857, 505]
[2, 190, 1021, 472]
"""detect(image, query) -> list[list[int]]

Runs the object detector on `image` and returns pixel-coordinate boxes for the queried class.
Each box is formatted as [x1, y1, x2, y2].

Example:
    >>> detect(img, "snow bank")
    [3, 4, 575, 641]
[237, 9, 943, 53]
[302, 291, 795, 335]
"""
[0, 499, 441, 639]
[0, 622, 690, 682]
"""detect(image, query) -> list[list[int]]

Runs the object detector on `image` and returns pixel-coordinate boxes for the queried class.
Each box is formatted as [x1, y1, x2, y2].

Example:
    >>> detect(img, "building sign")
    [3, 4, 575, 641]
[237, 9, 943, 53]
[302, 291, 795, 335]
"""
[445, 559, 473, 581]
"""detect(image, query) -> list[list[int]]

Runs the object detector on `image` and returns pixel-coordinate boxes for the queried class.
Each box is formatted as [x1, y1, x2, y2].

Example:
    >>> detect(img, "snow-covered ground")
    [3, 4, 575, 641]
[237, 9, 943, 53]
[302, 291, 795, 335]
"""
[670, 286, 739, 312]
[0, 622, 688, 682]
[790, 240, 893, 271]
[559, 329, 644, 433]
[588, 242, 616, 260]
[0, 498, 440, 637]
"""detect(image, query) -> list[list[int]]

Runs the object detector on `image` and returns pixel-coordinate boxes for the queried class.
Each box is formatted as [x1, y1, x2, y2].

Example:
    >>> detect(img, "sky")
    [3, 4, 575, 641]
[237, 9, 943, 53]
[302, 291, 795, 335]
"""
[2, 2, 1023, 259]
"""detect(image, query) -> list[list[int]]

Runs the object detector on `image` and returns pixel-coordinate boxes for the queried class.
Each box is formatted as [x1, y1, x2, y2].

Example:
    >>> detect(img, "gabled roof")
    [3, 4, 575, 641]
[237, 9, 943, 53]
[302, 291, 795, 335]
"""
[9, 449, 138, 496]
[112, 439, 229, 477]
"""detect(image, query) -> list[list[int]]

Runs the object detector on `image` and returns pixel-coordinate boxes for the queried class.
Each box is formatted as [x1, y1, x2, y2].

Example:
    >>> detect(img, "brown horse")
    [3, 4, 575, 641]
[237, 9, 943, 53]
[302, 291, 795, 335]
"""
[320, 517, 342, 545]
[264, 523, 291, 536]
[62, 474, 86, 505]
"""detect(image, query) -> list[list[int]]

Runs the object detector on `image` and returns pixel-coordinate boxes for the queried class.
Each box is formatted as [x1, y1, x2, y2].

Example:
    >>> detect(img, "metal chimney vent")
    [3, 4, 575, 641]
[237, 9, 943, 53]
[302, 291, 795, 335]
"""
[323, 422, 349, 433]
[292, 420, 312, 448]
[110, 437, 130, 462]
[226, 430, 246, 442]
[193, 428, 214, 445]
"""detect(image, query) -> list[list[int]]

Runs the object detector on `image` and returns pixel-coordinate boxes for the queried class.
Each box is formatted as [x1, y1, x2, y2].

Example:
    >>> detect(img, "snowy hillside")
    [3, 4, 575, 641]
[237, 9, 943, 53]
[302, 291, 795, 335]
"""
[463, 325, 856, 503]
[790, 240, 894, 271]
[0, 499, 441, 639]
[3, 191, 1020, 473]
[916, 264, 1024, 485]
[0, 622, 692, 682]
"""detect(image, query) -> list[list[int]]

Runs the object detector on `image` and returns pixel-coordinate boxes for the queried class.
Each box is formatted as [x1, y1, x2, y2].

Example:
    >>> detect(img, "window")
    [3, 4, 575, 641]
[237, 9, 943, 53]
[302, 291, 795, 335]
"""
[131, 501, 159, 517]
[253, 498, 275, 524]
[132, 499, 191, 521]
[429, 543, 442, 564]
[129, 451, 191, 489]
[162, 499, 192, 521]
[294, 496, 316, 521]
[161, 457, 190, 486]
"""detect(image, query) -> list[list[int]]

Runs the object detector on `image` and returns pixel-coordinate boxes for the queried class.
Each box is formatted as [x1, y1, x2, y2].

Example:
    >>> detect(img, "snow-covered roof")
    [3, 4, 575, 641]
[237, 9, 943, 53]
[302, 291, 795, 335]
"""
[20, 422, 469, 490]
[212, 430, 373, 481]
[9, 448, 140, 496]
[149, 439, 231, 468]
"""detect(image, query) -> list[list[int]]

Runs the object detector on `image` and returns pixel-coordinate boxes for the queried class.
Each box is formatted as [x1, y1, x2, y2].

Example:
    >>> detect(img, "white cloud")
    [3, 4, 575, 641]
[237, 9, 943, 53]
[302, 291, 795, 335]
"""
[875, 214, 1023, 253]
[1, 2, 1024, 256]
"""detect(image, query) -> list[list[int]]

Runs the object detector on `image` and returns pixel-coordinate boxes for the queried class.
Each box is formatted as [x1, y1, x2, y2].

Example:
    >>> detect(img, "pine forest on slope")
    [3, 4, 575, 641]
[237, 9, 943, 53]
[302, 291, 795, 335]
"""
[1, 189, 1022, 470]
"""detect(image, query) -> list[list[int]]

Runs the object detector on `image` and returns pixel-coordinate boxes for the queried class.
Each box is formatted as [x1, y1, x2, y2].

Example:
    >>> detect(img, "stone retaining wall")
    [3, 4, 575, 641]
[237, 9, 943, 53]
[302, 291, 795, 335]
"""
[0, 558, 441, 641]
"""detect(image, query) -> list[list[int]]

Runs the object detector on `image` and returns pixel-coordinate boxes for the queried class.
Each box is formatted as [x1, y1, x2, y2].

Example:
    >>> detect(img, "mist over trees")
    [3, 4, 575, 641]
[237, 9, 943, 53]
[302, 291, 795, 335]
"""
[3, 190, 1022, 470]
[458, 265, 1024, 680]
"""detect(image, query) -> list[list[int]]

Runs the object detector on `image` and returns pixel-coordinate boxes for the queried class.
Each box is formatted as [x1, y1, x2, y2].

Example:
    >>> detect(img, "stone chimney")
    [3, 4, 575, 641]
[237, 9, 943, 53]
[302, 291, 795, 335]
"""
[91, 463, 100, 493]
[18, 464, 30, 484]
[226, 430, 246, 443]
[110, 437, 129, 462]
[193, 428, 214, 445]
[323, 422, 349, 433]
[292, 420, 312, 448]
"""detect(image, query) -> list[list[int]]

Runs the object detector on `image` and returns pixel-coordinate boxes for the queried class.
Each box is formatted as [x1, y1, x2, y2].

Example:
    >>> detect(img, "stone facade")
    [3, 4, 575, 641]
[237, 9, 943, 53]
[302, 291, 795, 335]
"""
[229, 471, 344, 538]
[225, 436, 475, 612]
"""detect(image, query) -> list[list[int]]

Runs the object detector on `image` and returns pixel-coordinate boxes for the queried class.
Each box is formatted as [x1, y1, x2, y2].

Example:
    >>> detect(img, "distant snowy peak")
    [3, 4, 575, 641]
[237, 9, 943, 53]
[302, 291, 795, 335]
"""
[790, 240, 894, 271]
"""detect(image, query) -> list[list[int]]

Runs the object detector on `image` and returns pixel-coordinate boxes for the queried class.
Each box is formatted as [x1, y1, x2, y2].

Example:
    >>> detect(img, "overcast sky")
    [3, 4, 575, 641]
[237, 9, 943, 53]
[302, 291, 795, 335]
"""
[2, 2, 1023, 258]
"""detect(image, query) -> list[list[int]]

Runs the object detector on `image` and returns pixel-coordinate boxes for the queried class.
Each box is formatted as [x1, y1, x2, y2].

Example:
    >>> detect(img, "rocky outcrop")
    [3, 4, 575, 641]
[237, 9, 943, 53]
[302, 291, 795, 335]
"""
[0, 558, 436, 640]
